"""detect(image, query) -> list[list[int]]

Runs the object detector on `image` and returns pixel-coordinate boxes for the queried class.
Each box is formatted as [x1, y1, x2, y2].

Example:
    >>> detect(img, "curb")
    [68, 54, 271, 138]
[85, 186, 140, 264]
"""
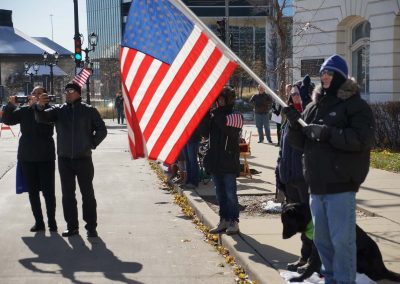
[174, 184, 286, 284]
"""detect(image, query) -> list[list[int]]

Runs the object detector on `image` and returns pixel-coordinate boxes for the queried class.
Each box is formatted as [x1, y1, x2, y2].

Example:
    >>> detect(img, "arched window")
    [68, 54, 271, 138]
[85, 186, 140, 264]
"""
[351, 21, 370, 99]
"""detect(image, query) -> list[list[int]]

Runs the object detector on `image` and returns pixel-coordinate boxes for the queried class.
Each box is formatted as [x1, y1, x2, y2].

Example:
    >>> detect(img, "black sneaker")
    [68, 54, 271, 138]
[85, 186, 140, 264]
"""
[30, 224, 45, 232]
[87, 229, 98, 238]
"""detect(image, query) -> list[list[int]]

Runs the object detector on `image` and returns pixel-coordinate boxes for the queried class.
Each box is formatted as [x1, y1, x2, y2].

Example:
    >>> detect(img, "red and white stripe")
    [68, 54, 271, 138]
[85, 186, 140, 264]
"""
[73, 68, 91, 87]
[120, 25, 237, 164]
[226, 114, 244, 129]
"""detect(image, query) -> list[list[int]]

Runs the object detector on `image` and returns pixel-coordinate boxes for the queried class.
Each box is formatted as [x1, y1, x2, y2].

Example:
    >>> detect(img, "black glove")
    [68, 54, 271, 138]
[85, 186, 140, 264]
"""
[281, 106, 301, 124]
[303, 124, 331, 142]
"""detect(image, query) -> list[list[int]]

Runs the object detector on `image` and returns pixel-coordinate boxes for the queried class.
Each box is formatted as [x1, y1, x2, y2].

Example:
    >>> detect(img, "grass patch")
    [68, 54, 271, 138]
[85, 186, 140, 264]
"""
[370, 149, 400, 173]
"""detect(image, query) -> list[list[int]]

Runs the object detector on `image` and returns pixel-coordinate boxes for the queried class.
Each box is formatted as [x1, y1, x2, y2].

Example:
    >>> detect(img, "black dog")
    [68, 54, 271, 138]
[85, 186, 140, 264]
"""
[281, 203, 400, 283]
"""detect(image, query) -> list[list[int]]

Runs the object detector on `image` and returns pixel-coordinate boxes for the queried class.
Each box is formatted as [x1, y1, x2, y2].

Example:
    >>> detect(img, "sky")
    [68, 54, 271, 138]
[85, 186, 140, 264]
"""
[0, 0, 88, 52]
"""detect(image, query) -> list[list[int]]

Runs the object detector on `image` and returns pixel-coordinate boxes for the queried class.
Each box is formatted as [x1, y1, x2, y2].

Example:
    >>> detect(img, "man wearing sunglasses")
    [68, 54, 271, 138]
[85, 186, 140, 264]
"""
[282, 54, 375, 284]
[3, 86, 57, 233]
[36, 82, 107, 238]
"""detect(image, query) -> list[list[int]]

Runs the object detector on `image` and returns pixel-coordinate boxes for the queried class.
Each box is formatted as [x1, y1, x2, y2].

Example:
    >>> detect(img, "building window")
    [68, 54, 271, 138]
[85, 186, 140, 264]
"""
[351, 20, 370, 99]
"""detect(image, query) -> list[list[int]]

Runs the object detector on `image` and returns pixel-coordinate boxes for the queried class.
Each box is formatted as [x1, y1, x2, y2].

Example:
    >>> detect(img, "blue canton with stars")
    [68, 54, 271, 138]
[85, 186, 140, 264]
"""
[122, 0, 194, 65]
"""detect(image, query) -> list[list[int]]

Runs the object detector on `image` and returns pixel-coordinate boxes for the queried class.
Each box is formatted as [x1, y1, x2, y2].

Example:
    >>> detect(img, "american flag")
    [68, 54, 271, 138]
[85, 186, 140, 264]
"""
[73, 68, 91, 87]
[120, 0, 237, 165]
[226, 114, 244, 129]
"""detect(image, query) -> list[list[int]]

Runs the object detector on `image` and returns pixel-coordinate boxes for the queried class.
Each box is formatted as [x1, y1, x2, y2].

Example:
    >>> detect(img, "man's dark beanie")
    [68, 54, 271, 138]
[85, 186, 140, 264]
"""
[320, 54, 348, 80]
[65, 82, 81, 94]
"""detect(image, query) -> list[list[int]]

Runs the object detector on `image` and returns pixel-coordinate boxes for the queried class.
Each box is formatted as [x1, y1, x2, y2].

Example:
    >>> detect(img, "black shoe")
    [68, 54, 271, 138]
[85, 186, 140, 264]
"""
[267, 140, 273, 143]
[48, 221, 57, 232]
[61, 229, 79, 237]
[257, 140, 263, 143]
[49, 225, 58, 232]
[87, 229, 98, 238]
[30, 224, 45, 232]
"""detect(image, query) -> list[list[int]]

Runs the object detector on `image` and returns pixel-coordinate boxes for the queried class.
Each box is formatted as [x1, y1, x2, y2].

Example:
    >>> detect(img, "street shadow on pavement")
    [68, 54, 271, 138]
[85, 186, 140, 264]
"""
[234, 233, 299, 270]
[19, 232, 143, 284]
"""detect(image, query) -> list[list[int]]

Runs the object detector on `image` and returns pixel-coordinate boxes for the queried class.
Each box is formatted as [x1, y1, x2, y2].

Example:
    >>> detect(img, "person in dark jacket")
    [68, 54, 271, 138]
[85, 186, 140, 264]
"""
[114, 91, 124, 124]
[3, 86, 57, 232]
[277, 87, 312, 272]
[250, 85, 273, 143]
[299, 74, 313, 110]
[203, 86, 242, 235]
[36, 82, 107, 238]
[282, 54, 375, 284]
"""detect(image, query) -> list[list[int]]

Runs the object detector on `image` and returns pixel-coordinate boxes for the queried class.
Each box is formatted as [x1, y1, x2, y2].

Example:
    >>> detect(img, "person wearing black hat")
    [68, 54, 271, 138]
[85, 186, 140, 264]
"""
[202, 86, 243, 235]
[282, 54, 375, 284]
[36, 82, 107, 238]
[2, 86, 57, 232]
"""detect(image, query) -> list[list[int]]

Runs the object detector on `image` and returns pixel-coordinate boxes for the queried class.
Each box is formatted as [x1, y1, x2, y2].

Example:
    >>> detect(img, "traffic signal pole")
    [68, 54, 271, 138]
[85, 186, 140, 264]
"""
[73, 0, 81, 72]
[225, 0, 229, 47]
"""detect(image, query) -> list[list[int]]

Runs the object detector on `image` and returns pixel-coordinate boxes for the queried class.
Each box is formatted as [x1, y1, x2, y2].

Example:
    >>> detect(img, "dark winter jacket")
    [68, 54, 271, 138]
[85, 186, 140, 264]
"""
[299, 75, 313, 109]
[287, 79, 375, 194]
[202, 105, 241, 175]
[250, 92, 273, 114]
[278, 122, 304, 184]
[35, 98, 107, 159]
[2, 104, 55, 162]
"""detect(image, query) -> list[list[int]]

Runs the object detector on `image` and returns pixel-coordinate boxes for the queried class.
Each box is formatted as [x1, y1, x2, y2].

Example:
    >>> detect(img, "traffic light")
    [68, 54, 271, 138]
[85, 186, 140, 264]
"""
[74, 37, 82, 65]
[216, 18, 226, 42]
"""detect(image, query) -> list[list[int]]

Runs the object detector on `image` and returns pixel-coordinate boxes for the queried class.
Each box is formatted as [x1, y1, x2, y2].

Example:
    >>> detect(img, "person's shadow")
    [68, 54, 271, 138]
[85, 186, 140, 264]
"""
[19, 232, 143, 284]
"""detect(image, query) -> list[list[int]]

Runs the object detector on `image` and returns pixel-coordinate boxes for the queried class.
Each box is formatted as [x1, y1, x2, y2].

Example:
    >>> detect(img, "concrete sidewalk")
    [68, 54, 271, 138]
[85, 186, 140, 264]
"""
[178, 122, 400, 284]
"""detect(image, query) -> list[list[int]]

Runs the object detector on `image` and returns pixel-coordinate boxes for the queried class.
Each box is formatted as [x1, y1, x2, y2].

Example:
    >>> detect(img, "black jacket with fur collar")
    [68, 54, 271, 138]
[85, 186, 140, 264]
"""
[288, 79, 375, 194]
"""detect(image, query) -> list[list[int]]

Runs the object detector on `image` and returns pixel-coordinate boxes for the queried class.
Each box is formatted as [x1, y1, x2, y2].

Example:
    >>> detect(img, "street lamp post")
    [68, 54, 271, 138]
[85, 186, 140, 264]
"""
[24, 62, 39, 94]
[42, 51, 59, 96]
[82, 32, 98, 105]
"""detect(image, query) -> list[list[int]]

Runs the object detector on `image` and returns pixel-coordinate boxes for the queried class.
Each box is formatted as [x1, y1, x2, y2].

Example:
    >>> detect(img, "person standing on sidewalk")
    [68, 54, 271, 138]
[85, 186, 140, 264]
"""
[2, 86, 57, 232]
[36, 82, 107, 238]
[203, 86, 243, 235]
[282, 54, 375, 284]
[250, 85, 273, 143]
[115, 91, 125, 124]
[277, 85, 312, 271]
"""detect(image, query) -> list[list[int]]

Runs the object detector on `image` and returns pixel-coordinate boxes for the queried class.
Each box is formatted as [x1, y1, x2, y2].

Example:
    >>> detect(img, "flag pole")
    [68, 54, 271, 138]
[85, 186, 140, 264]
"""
[172, 0, 307, 127]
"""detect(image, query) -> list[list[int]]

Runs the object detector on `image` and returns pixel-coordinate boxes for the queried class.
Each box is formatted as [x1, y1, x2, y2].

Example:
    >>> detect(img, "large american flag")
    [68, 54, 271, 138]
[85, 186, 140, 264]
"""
[120, 0, 237, 165]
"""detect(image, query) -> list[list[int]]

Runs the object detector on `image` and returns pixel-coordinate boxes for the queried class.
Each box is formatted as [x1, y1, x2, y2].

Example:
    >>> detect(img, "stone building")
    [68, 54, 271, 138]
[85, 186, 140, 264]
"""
[0, 9, 74, 103]
[292, 0, 400, 102]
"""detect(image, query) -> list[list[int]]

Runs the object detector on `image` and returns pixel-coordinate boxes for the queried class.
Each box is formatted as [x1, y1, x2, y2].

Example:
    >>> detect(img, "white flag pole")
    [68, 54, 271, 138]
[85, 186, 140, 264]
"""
[172, 0, 307, 127]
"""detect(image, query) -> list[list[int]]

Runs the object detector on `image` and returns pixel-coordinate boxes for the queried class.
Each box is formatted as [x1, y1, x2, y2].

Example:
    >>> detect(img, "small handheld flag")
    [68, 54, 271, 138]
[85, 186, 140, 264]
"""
[73, 68, 91, 87]
[226, 114, 244, 129]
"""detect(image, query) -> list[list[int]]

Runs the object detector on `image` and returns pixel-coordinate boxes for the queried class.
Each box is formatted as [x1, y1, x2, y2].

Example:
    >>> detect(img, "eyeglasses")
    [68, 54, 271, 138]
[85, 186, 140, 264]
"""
[320, 70, 334, 77]
[64, 89, 76, 94]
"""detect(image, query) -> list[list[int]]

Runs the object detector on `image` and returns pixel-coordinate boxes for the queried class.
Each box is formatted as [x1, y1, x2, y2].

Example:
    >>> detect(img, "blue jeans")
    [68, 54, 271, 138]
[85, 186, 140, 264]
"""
[310, 192, 356, 284]
[184, 141, 199, 186]
[255, 113, 271, 142]
[212, 174, 239, 221]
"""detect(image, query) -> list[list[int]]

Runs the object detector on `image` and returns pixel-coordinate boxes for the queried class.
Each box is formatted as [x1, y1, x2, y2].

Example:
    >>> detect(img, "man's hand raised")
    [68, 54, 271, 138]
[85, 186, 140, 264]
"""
[38, 93, 49, 107]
